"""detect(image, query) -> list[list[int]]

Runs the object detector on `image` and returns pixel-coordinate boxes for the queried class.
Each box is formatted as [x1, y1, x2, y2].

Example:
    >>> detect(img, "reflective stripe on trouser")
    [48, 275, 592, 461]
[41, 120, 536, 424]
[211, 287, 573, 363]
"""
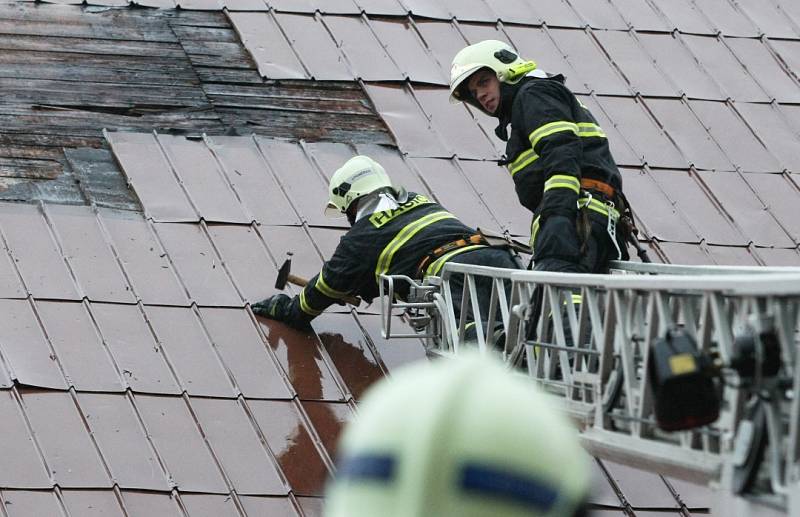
[530, 196, 619, 251]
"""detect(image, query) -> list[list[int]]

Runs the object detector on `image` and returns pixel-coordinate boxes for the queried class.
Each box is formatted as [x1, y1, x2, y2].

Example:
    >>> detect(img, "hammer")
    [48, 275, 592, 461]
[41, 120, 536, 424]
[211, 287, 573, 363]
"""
[275, 253, 361, 306]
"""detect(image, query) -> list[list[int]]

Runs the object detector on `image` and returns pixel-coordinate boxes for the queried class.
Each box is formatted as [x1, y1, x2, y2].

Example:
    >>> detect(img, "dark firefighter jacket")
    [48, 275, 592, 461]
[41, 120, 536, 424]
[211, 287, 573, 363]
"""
[501, 76, 624, 258]
[282, 193, 489, 327]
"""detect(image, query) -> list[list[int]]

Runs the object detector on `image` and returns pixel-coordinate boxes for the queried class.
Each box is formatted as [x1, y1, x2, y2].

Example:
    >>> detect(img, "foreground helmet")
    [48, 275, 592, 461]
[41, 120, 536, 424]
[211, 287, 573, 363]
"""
[449, 39, 537, 104]
[324, 155, 398, 217]
[325, 354, 590, 517]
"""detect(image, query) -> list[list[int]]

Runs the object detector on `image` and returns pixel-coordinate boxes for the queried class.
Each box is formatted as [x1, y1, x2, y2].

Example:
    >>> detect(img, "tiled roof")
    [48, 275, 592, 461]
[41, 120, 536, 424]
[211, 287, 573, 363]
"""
[0, 0, 798, 515]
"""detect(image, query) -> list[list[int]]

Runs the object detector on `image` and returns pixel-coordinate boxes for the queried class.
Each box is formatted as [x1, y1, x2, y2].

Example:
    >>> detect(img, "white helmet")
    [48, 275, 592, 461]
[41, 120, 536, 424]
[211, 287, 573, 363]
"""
[324, 155, 399, 217]
[324, 354, 591, 517]
[449, 40, 537, 104]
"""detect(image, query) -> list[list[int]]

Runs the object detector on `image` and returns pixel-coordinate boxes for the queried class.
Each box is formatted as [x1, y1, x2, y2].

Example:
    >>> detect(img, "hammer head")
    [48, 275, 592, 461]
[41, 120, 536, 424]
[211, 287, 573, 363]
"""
[274, 252, 293, 290]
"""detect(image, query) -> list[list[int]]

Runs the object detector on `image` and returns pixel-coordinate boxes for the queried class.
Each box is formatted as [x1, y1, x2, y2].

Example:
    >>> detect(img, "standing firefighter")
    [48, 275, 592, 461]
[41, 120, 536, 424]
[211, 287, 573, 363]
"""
[449, 40, 633, 275]
[252, 155, 518, 330]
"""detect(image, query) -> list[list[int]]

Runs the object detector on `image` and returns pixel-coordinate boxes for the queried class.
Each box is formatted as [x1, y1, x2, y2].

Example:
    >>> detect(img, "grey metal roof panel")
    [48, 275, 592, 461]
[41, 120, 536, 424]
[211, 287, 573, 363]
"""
[648, 0, 714, 34]
[272, 13, 352, 81]
[531, 0, 582, 27]
[456, 159, 531, 236]
[408, 157, 501, 232]
[547, 28, 630, 95]
[312, 312, 386, 400]
[619, 168, 699, 243]
[412, 86, 498, 159]
[396, 0, 450, 19]
[413, 20, 468, 81]
[152, 223, 242, 307]
[179, 494, 240, 517]
[596, 96, 685, 168]
[593, 31, 677, 97]
[247, 399, 331, 496]
[635, 33, 723, 100]
[297, 496, 324, 516]
[568, 0, 628, 30]
[303, 141, 356, 181]
[766, 39, 800, 84]
[62, 491, 124, 517]
[323, 15, 402, 81]
[205, 225, 280, 306]
[354, 313, 427, 369]
[89, 303, 181, 395]
[693, 0, 759, 37]
[688, 100, 781, 173]
[0, 300, 67, 390]
[727, 38, 800, 103]
[302, 400, 355, 458]
[0, 490, 64, 516]
[602, 460, 681, 508]
[229, 12, 307, 79]
[681, 34, 770, 102]
[778, 0, 800, 29]
[239, 496, 302, 517]
[365, 84, 449, 157]
[0, 356, 9, 388]
[369, 18, 447, 84]
[258, 225, 324, 281]
[0, 391, 52, 488]
[190, 397, 288, 495]
[780, 104, 800, 139]
[587, 458, 623, 506]
[105, 132, 196, 222]
[134, 394, 229, 493]
[19, 389, 111, 488]
[483, 0, 539, 24]
[198, 307, 294, 399]
[747, 108, 800, 163]
[255, 319, 348, 401]
[576, 95, 641, 167]
[354, 0, 406, 16]
[254, 137, 333, 226]
[736, 0, 799, 38]
[0, 203, 79, 300]
[441, 0, 498, 22]
[76, 393, 170, 491]
[649, 169, 747, 245]
[657, 241, 713, 265]
[741, 172, 800, 244]
[156, 135, 250, 224]
[502, 25, 579, 89]
[220, 0, 266, 9]
[753, 247, 800, 266]
[275, 0, 360, 14]
[144, 305, 238, 398]
[643, 99, 734, 171]
[176, 0, 225, 9]
[0, 241, 25, 299]
[120, 491, 183, 517]
[664, 476, 715, 509]
[465, 104, 507, 157]
[608, 0, 671, 31]
[35, 301, 125, 393]
[705, 244, 760, 266]
[44, 205, 135, 304]
[97, 209, 189, 307]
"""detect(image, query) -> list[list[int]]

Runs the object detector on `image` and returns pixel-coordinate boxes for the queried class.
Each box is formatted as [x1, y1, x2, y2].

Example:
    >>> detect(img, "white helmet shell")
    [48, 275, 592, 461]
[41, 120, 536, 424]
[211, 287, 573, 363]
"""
[449, 39, 537, 104]
[325, 155, 396, 217]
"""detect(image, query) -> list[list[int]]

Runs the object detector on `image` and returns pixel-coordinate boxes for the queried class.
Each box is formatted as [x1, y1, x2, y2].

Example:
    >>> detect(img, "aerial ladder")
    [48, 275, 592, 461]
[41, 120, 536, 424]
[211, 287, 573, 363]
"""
[380, 260, 800, 515]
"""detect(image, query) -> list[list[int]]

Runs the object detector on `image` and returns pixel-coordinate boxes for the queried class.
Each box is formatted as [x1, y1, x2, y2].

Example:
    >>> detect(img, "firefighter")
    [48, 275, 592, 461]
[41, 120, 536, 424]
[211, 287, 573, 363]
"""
[252, 155, 519, 330]
[325, 353, 591, 517]
[449, 40, 632, 275]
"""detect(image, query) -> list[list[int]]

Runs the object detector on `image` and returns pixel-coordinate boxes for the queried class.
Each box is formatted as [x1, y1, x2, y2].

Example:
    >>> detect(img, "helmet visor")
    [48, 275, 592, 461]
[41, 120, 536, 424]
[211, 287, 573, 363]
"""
[324, 201, 345, 218]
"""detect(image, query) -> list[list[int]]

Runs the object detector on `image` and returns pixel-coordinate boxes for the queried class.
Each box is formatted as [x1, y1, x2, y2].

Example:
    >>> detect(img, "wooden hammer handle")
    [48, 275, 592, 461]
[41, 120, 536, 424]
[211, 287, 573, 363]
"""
[286, 274, 361, 307]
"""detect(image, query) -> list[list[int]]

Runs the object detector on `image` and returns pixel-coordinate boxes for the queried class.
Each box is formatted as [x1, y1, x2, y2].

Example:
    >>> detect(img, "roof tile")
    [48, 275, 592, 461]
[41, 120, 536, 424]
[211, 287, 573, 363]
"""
[229, 12, 308, 79]
[648, 0, 714, 34]
[0, 203, 79, 300]
[354, 0, 406, 15]
[106, 132, 196, 222]
[456, 159, 531, 236]
[568, 0, 628, 30]
[272, 13, 352, 81]
[408, 157, 501, 232]
[152, 223, 242, 307]
[258, 225, 324, 284]
[175, 0, 225, 9]
[442, 0, 498, 22]
[301, 400, 355, 458]
[368, 18, 447, 84]
[693, 0, 759, 37]
[204, 135, 301, 225]
[548, 28, 629, 95]
[608, 0, 671, 31]
[44, 205, 135, 303]
[354, 313, 427, 370]
[643, 98, 734, 171]
[531, 0, 582, 27]
[587, 458, 623, 506]
[664, 476, 715, 509]
[733, 103, 800, 172]
[602, 460, 681, 508]
[706, 244, 761, 266]
[239, 496, 302, 516]
[593, 31, 677, 97]
[483, 0, 539, 24]
[657, 241, 713, 265]
[725, 37, 800, 103]
[396, 0, 450, 19]
[190, 397, 288, 495]
[77, 393, 170, 490]
[0, 390, 51, 488]
[689, 100, 781, 172]
[35, 301, 124, 392]
[681, 35, 770, 102]
[636, 33, 723, 100]
[120, 491, 183, 516]
[177, 494, 240, 516]
[144, 305, 237, 397]
[649, 169, 746, 245]
[753, 247, 800, 266]
[0, 490, 63, 516]
[19, 389, 111, 488]
[198, 307, 294, 399]
[765, 39, 800, 84]
[248, 399, 331, 496]
[89, 303, 181, 395]
[323, 15, 402, 81]
[303, 141, 356, 181]
[0, 237, 25, 299]
[576, 95, 641, 166]
[97, 209, 188, 306]
[736, 0, 799, 38]
[503, 25, 577, 82]
[255, 319, 348, 401]
[740, 172, 800, 244]
[354, 143, 434, 197]
[134, 394, 229, 493]
[0, 300, 67, 389]
[413, 20, 468, 81]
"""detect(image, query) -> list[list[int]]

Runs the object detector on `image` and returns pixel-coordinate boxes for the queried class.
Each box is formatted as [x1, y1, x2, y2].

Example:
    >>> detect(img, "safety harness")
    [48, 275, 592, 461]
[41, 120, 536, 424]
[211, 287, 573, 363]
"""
[415, 234, 488, 279]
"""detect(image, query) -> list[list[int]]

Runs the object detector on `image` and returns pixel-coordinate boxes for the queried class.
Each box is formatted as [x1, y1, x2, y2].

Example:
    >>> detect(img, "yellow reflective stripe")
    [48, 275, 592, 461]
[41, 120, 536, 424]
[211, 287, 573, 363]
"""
[425, 244, 488, 278]
[315, 272, 348, 299]
[508, 148, 539, 176]
[544, 174, 580, 194]
[577, 122, 606, 139]
[530, 215, 541, 250]
[299, 289, 322, 316]
[570, 294, 583, 304]
[528, 121, 579, 149]
[581, 196, 620, 219]
[375, 211, 456, 282]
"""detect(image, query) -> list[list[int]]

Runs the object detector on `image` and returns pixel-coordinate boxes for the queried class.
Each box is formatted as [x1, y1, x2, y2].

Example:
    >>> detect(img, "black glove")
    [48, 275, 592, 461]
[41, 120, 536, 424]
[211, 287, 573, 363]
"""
[252, 293, 293, 320]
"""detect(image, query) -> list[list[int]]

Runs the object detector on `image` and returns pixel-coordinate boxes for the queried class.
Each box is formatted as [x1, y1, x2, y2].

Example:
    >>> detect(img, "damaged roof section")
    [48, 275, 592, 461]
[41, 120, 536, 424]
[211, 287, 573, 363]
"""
[0, 2, 390, 207]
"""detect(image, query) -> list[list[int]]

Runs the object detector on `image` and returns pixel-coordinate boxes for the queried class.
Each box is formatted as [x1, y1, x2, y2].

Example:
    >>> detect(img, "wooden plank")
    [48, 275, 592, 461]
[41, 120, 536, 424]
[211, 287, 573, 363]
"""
[169, 25, 240, 43]
[0, 34, 186, 58]
[64, 148, 140, 211]
[0, 59, 200, 87]
[192, 66, 265, 84]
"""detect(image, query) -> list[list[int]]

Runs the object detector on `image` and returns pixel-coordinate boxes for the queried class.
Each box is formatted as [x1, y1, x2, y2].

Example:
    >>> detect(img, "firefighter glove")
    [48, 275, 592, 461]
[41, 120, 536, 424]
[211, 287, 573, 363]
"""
[252, 294, 293, 321]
